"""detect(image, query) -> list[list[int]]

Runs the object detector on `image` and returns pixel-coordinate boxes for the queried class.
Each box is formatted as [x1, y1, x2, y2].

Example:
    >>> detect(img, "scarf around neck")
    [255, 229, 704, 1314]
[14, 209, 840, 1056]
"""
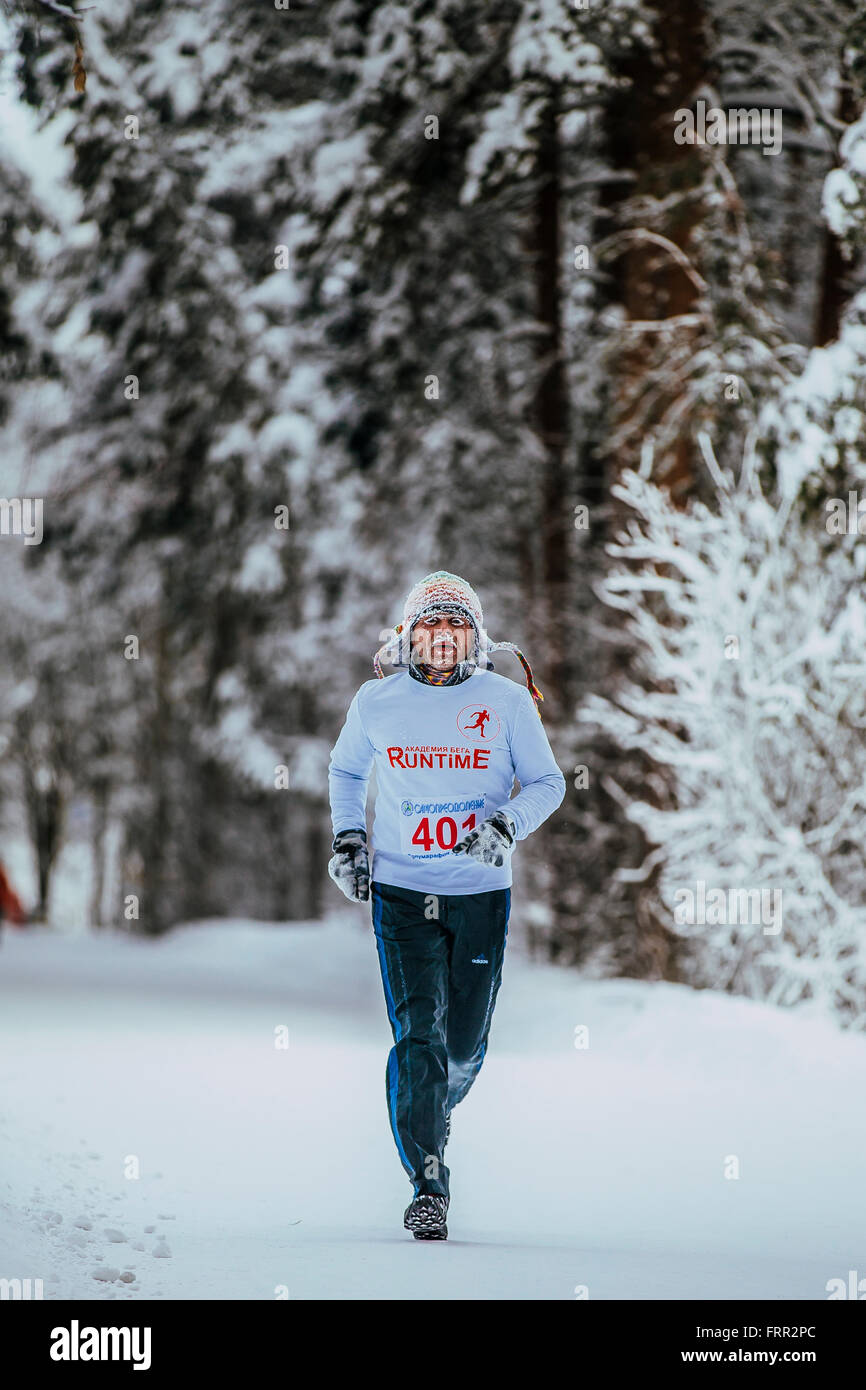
[408, 658, 479, 688]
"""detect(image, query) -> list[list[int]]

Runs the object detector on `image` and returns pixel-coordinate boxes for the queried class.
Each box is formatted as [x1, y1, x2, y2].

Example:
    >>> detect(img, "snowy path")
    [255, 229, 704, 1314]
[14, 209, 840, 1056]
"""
[1, 914, 864, 1300]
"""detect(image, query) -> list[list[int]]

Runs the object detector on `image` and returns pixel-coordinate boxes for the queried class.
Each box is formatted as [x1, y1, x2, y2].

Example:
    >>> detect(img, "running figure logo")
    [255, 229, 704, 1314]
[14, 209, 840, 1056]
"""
[457, 704, 500, 741]
[465, 709, 491, 735]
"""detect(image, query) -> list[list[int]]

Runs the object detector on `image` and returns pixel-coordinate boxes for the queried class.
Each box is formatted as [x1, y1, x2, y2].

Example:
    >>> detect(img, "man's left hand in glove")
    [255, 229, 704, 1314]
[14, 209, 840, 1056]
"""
[451, 810, 516, 867]
[328, 827, 370, 902]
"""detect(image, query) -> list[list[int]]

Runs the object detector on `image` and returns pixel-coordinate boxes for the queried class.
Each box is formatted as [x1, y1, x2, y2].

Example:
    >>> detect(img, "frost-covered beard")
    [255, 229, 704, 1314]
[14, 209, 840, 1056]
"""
[408, 656, 477, 687]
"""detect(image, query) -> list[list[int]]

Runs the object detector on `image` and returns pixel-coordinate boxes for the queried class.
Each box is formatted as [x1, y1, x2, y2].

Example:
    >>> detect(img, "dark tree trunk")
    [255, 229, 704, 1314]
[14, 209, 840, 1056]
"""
[89, 779, 110, 927]
[32, 781, 63, 920]
[525, 96, 573, 727]
[136, 609, 171, 935]
[305, 816, 326, 921]
[551, 0, 709, 979]
[602, 0, 709, 494]
[16, 707, 65, 922]
[517, 94, 585, 964]
[815, 81, 862, 346]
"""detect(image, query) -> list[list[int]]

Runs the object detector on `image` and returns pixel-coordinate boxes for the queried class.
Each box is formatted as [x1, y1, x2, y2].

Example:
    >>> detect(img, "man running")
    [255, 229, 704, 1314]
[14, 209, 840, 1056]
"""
[327, 571, 566, 1240]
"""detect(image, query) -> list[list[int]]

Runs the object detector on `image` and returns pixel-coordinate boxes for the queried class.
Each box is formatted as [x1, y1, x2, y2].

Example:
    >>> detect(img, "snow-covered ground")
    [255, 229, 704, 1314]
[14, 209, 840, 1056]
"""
[1, 911, 863, 1300]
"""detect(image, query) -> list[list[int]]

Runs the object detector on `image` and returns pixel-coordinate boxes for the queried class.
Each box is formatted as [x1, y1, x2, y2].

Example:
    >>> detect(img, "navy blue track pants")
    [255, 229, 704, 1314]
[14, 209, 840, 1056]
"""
[370, 879, 511, 1200]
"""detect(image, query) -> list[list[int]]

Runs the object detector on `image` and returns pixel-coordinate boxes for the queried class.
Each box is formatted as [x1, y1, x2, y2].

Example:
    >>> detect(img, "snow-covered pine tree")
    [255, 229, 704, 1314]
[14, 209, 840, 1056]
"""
[580, 460, 866, 1028]
[6, 0, 342, 928]
[564, 0, 864, 977]
[577, 42, 866, 1023]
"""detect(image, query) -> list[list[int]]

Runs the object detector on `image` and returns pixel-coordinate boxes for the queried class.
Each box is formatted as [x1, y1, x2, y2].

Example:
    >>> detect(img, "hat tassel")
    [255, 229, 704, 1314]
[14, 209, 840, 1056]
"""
[487, 641, 545, 715]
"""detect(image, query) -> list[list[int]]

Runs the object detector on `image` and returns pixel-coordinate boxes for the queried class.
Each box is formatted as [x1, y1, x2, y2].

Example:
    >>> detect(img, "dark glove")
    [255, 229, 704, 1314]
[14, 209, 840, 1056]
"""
[452, 810, 516, 867]
[328, 827, 370, 902]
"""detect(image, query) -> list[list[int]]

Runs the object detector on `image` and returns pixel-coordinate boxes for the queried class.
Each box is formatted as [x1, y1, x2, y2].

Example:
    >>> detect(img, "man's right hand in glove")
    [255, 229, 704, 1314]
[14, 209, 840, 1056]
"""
[327, 827, 370, 902]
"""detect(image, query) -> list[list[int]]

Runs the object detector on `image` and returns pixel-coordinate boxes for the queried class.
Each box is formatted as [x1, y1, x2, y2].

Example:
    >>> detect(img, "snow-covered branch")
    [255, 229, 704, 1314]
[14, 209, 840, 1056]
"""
[582, 462, 866, 1029]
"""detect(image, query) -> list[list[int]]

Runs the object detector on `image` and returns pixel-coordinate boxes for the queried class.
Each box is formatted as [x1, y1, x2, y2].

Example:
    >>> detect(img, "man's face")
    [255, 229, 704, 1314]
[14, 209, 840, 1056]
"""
[410, 612, 474, 670]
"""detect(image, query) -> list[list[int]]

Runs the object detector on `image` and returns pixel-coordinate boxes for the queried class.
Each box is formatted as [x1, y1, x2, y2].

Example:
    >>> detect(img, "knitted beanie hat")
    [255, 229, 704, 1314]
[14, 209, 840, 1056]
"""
[372, 570, 545, 715]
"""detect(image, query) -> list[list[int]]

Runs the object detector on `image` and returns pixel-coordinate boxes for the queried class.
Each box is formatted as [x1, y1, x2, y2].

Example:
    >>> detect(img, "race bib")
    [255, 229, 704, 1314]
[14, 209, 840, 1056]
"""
[398, 792, 487, 858]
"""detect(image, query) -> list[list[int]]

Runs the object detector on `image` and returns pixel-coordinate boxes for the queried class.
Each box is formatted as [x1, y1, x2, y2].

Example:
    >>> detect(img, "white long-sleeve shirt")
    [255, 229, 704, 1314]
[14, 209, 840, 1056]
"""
[328, 667, 566, 894]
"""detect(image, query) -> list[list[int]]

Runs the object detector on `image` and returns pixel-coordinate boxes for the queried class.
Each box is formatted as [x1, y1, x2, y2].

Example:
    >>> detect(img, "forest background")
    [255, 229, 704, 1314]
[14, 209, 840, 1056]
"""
[2, 0, 866, 1031]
